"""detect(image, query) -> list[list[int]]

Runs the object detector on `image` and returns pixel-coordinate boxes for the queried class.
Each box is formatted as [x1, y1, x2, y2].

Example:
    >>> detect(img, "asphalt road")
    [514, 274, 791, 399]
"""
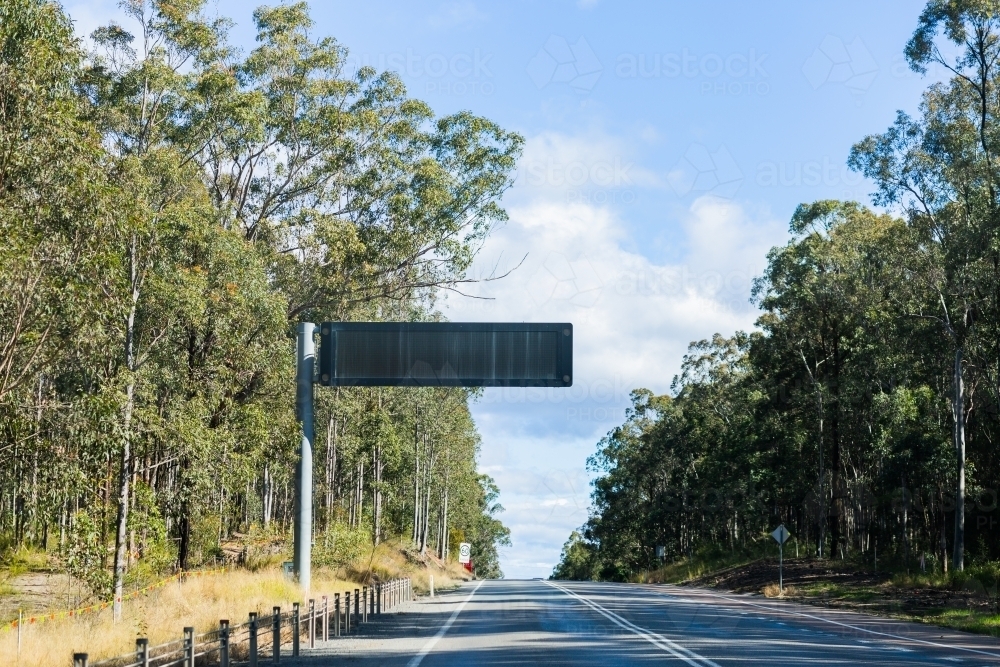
[289, 579, 1000, 665]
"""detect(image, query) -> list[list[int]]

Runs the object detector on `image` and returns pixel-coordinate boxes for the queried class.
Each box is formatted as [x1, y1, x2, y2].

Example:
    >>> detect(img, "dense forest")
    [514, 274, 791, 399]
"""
[554, 3, 1000, 581]
[0, 0, 518, 611]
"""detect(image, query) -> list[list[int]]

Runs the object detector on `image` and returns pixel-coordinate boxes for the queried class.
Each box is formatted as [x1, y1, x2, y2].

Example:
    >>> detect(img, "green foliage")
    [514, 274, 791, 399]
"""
[314, 522, 372, 573]
[65, 512, 111, 595]
[550, 531, 598, 581]
[0, 0, 513, 592]
[125, 484, 176, 585]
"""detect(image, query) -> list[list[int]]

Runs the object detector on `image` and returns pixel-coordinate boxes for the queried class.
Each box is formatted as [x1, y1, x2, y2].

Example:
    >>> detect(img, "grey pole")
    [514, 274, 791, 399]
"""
[183, 627, 194, 667]
[249, 612, 258, 667]
[294, 323, 317, 592]
[272, 607, 281, 664]
[779, 542, 783, 594]
[220, 619, 230, 667]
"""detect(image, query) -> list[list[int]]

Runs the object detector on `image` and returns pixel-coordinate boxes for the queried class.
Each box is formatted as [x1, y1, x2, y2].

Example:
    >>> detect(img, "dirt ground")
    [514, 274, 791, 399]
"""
[0, 570, 92, 622]
[682, 558, 1000, 619]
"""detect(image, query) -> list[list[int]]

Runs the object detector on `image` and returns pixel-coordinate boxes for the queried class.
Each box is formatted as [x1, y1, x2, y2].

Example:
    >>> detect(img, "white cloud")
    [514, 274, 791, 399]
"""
[452, 197, 779, 394]
[446, 131, 788, 578]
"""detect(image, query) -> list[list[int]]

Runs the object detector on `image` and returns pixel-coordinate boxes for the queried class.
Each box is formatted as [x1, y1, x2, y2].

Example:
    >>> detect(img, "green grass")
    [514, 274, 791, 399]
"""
[1, 545, 50, 574]
[638, 541, 777, 585]
[795, 581, 881, 602]
[903, 608, 1000, 636]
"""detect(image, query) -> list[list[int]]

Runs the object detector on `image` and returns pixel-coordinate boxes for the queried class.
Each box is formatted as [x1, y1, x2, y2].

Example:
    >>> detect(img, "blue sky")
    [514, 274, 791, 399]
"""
[69, 0, 940, 578]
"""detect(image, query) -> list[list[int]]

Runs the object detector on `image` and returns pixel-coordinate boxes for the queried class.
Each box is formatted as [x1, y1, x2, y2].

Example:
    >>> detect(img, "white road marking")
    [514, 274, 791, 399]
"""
[406, 580, 484, 667]
[653, 586, 1000, 661]
[546, 581, 720, 667]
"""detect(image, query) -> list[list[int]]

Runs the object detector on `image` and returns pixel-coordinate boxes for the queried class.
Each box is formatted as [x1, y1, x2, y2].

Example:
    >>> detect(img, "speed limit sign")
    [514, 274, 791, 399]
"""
[458, 542, 472, 564]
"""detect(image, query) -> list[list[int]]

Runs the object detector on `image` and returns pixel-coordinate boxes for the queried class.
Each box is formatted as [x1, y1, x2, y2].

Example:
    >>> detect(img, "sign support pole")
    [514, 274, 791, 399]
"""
[779, 541, 783, 594]
[294, 323, 316, 593]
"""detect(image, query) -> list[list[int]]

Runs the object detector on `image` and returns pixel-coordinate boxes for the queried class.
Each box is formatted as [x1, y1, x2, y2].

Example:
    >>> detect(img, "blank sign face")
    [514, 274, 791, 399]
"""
[319, 323, 572, 387]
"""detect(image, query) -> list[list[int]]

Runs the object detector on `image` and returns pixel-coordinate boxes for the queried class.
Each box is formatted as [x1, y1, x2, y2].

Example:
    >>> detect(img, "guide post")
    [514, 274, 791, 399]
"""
[771, 524, 790, 594]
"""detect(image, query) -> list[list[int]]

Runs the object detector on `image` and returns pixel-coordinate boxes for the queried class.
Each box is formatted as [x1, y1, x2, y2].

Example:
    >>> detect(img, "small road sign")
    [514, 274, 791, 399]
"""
[459, 542, 472, 564]
[771, 524, 791, 593]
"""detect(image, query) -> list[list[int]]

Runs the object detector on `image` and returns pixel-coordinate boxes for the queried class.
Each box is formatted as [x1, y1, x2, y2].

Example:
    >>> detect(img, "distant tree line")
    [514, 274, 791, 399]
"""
[0, 0, 518, 610]
[554, 1, 1000, 581]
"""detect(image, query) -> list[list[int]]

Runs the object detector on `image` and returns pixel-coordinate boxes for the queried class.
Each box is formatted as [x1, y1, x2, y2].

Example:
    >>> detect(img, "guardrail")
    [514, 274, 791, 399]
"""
[71, 578, 412, 667]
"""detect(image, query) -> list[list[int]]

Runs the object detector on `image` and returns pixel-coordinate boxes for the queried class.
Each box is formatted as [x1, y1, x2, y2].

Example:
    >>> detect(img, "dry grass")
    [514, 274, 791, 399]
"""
[0, 569, 312, 666]
[0, 538, 471, 667]
[762, 583, 798, 598]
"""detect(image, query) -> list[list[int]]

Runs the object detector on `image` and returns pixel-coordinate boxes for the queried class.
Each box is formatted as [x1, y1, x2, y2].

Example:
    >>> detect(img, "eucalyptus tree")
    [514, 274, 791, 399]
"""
[848, 0, 1000, 570]
[0, 0, 517, 592]
[0, 0, 111, 403]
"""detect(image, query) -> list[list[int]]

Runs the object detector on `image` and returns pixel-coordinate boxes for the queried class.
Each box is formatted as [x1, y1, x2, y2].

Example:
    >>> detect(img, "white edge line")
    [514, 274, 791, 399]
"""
[546, 580, 720, 667]
[406, 579, 484, 667]
[653, 585, 1000, 661]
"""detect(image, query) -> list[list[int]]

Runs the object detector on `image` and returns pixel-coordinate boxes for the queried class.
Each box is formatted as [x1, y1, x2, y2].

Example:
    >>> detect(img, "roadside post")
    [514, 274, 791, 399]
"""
[248, 613, 258, 667]
[771, 524, 791, 594]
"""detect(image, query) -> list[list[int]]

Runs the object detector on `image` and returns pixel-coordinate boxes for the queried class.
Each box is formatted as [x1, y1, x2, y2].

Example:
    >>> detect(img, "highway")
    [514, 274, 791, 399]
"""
[292, 579, 1000, 665]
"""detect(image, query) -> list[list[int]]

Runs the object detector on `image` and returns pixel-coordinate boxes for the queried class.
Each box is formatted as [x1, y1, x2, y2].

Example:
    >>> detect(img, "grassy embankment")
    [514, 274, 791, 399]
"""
[0, 539, 471, 667]
[635, 542, 1000, 636]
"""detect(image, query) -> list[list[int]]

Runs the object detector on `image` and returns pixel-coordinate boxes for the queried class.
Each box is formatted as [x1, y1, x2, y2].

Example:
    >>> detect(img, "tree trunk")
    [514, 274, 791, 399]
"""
[373, 442, 383, 545]
[262, 464, 273, 527]
[440, 481, 449, 560]
[817, 389, 825, 558]
[112, 381, 134, 620]
[325, 415, 336, 531]
[112, 236, 140, 621]
[413, 414, 420, 544]
[954, 346, 966, 571]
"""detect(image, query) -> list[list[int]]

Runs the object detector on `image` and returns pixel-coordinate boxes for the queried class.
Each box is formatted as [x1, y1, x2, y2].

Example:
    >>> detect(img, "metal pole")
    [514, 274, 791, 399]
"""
[272, 607, 281, 664]
[249, 612, 258, 667]
[220, 619, 230, 667]
[322, 596, 329, 641]
[183, 627, 194, 667]
[334, 594, 340, 637]
[136, 638, 149, 667]
[363, 586, 369, 621]
[308, 599, 316, 649]
[294, 322, 316, 592]
[292, 602, 300, 657]
[345, 591, 351, 633]
[354, 589, 359, 626]
[377, 584, 381, 615]
[779, 542, 783, 594]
